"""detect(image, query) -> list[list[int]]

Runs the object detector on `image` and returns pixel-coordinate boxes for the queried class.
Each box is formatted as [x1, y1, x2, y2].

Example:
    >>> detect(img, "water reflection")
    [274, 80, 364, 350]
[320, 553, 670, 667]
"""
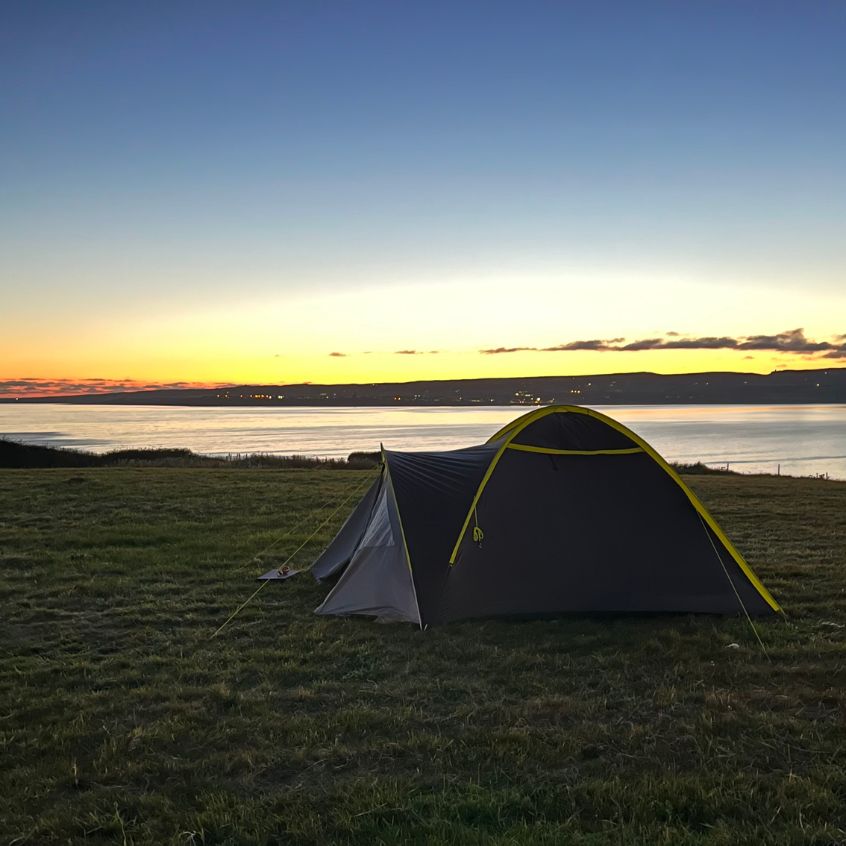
[1, 403, 844, 479]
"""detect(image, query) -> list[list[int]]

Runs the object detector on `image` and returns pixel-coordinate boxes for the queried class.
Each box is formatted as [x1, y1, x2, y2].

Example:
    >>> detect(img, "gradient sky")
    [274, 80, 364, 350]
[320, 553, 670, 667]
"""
[2, 1, 845, 395]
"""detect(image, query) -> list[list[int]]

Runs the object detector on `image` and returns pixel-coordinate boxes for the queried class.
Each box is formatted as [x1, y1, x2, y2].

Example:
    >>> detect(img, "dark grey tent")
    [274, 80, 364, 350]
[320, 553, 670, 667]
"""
[268, 406, 781, 626]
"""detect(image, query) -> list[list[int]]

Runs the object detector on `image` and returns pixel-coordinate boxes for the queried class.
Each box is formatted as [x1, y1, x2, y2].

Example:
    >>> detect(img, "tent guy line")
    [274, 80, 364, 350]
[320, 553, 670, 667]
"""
[696, 510, 770, 658]
[211, 471, 377, 639]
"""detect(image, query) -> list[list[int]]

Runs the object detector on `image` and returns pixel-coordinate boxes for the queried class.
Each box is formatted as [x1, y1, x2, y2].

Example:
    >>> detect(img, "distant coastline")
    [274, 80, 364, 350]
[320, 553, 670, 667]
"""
[2, 367, 845, 407]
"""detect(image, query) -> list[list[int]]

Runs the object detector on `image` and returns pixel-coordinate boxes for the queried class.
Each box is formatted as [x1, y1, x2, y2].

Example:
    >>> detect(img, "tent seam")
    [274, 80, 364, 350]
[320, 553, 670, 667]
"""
[382, 448, 425, 630]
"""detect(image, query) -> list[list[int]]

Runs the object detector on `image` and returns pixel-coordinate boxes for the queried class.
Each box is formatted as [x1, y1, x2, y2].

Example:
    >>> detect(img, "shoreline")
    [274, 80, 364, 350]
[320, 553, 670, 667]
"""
[3, 403, 844, 481]
[1, 437, 841, 482]
[4, 398, 846, 408]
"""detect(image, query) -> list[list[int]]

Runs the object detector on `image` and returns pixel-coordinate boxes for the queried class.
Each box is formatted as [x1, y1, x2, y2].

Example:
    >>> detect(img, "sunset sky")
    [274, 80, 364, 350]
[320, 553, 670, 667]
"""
[2, 1, 845, 397]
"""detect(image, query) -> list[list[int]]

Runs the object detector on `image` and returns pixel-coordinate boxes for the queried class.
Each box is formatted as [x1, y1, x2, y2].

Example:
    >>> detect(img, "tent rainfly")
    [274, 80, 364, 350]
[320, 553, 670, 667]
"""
[262, 406, 781, 627]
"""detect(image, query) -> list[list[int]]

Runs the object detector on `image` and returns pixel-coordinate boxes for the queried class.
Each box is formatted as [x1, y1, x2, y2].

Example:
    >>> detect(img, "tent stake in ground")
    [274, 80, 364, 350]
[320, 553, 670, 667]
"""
[262, 406, 781, 626]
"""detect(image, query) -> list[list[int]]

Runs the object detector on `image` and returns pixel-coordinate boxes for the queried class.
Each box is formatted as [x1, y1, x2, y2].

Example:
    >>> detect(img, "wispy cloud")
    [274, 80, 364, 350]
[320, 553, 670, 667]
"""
[332, 349, 442, 357]
[479, 346, 539, 355]
[620, 336, 739, 351]
[0, 378, 228, 399]
[480, 329, 846, 359]
[541, 338, 624, 352]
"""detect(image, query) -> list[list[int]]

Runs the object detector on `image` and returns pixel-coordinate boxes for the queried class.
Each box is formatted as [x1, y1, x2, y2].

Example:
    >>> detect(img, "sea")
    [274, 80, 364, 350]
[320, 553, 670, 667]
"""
[1, 403, 845, 480]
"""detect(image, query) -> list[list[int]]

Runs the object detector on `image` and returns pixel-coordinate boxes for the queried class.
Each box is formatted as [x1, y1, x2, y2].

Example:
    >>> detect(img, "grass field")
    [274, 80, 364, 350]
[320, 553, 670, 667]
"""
[1, 468, 845, 845]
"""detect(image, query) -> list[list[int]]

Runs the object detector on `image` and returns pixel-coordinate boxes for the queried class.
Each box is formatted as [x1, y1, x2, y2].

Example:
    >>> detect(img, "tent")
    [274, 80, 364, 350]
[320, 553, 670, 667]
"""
[264, 405, 781, 626]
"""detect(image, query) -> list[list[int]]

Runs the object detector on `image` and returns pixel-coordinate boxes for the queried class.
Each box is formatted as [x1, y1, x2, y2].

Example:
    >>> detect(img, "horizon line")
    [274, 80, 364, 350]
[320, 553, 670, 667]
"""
[2, 365, 845, 400]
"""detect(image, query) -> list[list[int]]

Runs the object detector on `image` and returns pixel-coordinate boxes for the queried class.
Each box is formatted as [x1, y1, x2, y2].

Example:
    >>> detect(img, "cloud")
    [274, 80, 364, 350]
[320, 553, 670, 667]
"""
[480, 346, 539, 355]
[0, 378, 228, 399]
[541, 339, 619, 352]
[659, 336, 739, 350]
[671, 337, 740, 349]
[328, 351, 346, 357]
[394, 349, 440, 355]
[484, 339, 626, 354]
[736, 328, 832, 352]
[614, 336, 739, 351]
[478, 329, 846, 359]
[619, 338, 664, 351]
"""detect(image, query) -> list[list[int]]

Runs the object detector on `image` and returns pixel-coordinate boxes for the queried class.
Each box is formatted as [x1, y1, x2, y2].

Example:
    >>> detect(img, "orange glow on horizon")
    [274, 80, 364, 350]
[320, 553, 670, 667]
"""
[0, 378, 228, 400]
[2, 349, 842, 399]
[2, 279, 844, 398]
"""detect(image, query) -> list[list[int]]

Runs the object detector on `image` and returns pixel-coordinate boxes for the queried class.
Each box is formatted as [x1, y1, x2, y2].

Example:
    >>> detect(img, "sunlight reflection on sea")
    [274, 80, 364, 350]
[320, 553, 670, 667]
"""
[1, 403, 844, 479]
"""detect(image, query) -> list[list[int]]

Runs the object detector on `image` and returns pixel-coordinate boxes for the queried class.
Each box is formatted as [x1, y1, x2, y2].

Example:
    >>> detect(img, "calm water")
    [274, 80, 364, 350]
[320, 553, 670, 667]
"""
[1, 403, 845, 479]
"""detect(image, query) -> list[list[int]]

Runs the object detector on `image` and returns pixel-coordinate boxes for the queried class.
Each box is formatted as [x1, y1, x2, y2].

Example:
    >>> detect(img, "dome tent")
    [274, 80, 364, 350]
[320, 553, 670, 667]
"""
[266, 406, 781, 627]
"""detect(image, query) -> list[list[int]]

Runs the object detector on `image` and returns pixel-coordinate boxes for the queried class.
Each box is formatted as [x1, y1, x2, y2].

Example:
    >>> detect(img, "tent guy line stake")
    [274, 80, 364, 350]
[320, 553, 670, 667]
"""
[210, 471, 377, 640]
[697, 512, 770, 660]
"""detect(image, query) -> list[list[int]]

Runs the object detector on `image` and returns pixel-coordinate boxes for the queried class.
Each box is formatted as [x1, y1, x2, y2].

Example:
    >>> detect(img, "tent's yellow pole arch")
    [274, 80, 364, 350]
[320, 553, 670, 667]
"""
[448, 404, 781, 614]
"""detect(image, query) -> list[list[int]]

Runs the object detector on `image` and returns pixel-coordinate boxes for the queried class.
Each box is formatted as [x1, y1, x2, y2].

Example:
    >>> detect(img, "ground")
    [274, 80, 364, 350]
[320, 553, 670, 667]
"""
[1, 468, 844, 845]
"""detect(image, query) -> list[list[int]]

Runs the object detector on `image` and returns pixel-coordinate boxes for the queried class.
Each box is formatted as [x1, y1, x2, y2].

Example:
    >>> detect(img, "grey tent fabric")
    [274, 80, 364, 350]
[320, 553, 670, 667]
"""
[311, 476, 382, 581]
[258, 476, 382, 582]
[307, 406, 781, 625]
[315, 483, 421, 624]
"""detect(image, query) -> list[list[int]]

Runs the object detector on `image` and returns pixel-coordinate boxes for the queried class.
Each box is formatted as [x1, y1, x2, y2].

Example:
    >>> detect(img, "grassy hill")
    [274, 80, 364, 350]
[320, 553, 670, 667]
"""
[1, 467, 844, 844]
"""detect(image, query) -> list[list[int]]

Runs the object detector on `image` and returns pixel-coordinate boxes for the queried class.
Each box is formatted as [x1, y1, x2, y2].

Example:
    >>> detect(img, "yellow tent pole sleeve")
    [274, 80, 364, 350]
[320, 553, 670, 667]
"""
[506, 444, 643, 456]
[447, 439, 511, 565]
[447, 405, 782, 614]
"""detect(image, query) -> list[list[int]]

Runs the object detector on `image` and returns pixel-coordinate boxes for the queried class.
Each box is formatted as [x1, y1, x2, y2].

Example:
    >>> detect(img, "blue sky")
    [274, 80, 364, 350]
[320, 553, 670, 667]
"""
[2, 1, 845, 391]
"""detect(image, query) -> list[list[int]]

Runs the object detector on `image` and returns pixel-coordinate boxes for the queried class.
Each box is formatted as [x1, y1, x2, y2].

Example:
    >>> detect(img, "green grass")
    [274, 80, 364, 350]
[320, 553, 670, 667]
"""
[1, 468, 845, 845]
[0, 438, 381, 469]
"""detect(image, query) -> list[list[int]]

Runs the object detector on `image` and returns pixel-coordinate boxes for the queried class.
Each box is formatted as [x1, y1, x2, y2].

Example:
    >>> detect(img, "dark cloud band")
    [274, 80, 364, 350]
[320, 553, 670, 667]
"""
[481, 329, 846, 357]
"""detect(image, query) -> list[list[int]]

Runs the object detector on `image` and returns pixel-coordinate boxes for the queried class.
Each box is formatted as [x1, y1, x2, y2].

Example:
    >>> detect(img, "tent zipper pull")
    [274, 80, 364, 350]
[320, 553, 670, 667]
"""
[472, 507, 484, 546]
